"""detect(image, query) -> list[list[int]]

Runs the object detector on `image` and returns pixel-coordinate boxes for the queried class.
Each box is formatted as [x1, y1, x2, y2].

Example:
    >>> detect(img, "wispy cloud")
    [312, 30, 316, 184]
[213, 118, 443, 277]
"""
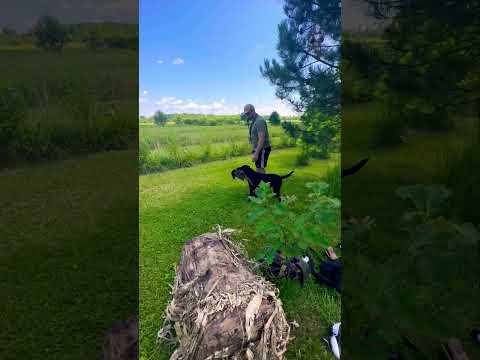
[153, 97, 239, 115]
[142, 90, 149, 95]
[139, 97, 148, 103]
[172, 57, 185, 65]
[156, 59, 164, 64]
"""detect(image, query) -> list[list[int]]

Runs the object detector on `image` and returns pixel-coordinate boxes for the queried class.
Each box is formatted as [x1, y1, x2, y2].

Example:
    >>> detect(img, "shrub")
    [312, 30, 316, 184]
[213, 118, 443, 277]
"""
[295, 150, 310, 166]
[248, 181, 340, 263]
[269, 111, 281, 125]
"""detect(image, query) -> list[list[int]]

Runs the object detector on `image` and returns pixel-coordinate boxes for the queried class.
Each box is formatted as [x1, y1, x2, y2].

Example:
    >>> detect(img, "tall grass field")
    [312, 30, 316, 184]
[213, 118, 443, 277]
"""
[0, 48, 137, 167]
[139, 123, 297, 173]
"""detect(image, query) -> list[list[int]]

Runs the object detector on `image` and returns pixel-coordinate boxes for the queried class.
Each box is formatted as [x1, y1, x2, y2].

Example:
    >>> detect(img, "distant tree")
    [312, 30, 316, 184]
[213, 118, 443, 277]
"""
[33, 16, 69, 52]
[1, 27, 16, 36]
[269, 111, 281, 125]
[153, 111, 168, 126]
[83, 30, 103, 50]
[0, 27, 20, 46]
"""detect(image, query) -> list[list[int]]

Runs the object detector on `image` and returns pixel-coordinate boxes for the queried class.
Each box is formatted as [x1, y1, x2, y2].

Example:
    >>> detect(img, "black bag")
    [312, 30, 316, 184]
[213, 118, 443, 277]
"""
[313, 259, 342, 292]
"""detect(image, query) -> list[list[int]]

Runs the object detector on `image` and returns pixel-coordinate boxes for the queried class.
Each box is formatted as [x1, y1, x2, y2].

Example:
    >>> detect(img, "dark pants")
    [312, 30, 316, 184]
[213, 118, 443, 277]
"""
[253, 146, 271, 169]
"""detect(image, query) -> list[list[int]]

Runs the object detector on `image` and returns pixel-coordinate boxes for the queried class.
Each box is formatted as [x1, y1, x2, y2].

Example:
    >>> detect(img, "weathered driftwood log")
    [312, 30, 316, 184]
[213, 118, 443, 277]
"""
[158, 227, 291, 360]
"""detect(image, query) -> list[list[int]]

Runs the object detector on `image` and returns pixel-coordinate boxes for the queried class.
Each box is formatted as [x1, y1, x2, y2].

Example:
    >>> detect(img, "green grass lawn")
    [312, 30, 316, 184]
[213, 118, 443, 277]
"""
[342, 103, 480, 359]
[0, 151, 138, 360]
[140, 148, 341, 360]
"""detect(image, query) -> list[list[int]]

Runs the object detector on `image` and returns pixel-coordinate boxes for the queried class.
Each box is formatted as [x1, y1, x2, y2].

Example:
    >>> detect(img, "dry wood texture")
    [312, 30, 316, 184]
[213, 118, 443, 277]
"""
[158, 227, 292, 360]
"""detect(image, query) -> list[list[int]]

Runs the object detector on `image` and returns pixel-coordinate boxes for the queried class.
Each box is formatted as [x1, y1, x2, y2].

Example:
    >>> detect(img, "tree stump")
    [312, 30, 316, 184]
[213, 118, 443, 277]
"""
[157, 227, 291, 360]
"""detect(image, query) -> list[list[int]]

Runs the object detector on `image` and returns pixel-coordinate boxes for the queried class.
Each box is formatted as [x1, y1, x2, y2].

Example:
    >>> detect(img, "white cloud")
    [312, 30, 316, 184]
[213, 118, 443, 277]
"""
[142, 96, 298, 117]
[139, 97, 148, 103]
[172, 57, 185, 65]
[150, 96, 240, 115]
[256, 99, 298, 117]
[156, 59, 164, 64]
[142, 90, 148, 95]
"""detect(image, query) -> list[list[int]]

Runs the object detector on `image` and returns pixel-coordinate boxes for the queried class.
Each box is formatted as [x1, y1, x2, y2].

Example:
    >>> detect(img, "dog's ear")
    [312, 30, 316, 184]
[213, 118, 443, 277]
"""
[231, 170, 236, 179]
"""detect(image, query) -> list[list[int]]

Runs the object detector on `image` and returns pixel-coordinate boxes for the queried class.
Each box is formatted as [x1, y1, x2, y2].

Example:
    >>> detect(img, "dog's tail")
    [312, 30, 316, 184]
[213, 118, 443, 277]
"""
[341, 158, 368, 178]
[281, 171, 294, 179]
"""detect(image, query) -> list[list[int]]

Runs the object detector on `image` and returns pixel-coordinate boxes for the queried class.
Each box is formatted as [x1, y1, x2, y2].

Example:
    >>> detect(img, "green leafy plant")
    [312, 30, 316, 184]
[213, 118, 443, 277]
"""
[247, 181, 340, 264]
[396, 184, 479, 250]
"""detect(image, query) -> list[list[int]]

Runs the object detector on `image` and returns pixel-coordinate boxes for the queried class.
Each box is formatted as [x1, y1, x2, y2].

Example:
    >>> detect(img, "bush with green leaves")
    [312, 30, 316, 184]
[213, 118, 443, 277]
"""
[269, 111, 281, 125]
[282, 109, 339, 161]
[342, 185, 479, 351]
[395, 184, 479, 249]
[247, 181, 340, 264]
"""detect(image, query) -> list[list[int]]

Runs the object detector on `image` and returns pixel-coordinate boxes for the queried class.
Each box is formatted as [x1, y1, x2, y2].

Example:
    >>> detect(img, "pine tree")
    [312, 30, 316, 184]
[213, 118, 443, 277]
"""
[364, 0, 480, 130]
[261, 0, 341, 158]
[261, 0, 340, 115]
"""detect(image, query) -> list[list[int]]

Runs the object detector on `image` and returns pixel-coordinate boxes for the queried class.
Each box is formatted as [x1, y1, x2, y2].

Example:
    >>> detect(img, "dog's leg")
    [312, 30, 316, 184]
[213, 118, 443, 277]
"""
[248, 183, 257, 197]
[272, 181, 281, 199]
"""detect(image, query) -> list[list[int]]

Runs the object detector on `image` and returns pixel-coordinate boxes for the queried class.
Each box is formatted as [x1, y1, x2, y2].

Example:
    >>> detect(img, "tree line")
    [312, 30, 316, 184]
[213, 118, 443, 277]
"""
[0, 17, 138, 51]
[144, 111, 295, 127]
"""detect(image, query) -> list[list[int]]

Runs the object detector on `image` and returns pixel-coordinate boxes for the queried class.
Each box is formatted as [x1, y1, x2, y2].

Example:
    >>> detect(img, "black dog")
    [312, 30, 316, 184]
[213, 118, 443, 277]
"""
[231, 165, 294, 198]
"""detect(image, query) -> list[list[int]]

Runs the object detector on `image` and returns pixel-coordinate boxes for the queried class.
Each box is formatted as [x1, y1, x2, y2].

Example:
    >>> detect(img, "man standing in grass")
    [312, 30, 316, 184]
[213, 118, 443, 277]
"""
[242, 104, 271, 174]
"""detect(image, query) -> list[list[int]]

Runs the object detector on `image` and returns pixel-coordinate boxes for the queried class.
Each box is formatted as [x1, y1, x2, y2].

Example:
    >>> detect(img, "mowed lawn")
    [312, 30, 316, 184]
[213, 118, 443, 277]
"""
[0, 151, 138, 360]
[140, 148, 341, 360]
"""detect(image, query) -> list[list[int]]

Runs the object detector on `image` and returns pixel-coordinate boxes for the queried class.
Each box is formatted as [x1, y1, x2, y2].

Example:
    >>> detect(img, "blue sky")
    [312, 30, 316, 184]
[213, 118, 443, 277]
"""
[139, 0, 297, 116]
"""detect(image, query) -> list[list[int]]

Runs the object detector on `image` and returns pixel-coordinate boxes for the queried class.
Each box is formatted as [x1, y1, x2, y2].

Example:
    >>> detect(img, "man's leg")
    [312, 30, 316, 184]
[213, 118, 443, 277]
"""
[255, 148, 266, 173]
[256, 147, 270, 174]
